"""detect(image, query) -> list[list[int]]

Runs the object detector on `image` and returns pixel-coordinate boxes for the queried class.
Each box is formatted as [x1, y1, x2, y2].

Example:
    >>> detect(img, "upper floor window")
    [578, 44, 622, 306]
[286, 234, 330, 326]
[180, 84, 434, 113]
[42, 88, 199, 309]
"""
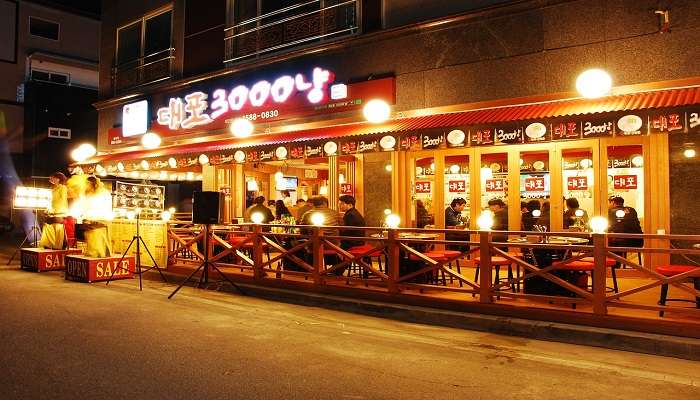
[113, 8, 173, 94]
[29, 16, 59, 41]
[225, 0, 359, 63]
[31, 69, 70, 85]
[48, 127, 71, 139]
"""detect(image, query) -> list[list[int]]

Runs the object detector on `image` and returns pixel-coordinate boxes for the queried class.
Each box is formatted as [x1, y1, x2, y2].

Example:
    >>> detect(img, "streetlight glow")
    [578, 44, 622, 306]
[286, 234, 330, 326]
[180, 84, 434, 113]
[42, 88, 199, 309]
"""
[230, 118, 254, 137]
[141, 132, 161, 149]
[363, 99, 391, 123]
[576, 69, 612, 98]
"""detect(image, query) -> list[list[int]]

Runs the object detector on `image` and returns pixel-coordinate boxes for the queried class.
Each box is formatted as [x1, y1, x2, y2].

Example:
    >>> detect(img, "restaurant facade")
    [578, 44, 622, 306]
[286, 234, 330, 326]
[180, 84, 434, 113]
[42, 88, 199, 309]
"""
[78, 0, 700, 335]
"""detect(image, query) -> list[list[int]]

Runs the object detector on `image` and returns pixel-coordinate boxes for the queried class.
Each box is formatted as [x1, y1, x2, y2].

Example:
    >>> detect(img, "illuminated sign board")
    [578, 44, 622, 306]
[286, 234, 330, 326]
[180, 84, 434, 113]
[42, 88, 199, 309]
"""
[156, 67, 337, 130]
[122, 100, 149, 137]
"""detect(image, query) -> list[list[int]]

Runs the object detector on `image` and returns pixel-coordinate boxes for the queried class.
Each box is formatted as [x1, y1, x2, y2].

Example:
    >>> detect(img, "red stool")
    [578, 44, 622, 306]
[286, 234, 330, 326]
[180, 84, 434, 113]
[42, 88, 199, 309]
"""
[409, 251, 448, 285]
[474, 256, 516, 293]
[655, 264, 700, 317]
[348, 245, 386, 277]
[441, 250, 463, 286]
[580, 256, 619, 292]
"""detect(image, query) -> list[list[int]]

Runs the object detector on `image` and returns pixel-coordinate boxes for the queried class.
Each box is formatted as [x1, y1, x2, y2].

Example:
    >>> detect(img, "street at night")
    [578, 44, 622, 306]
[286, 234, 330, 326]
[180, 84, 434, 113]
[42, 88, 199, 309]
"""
[0, 259, 699, 399]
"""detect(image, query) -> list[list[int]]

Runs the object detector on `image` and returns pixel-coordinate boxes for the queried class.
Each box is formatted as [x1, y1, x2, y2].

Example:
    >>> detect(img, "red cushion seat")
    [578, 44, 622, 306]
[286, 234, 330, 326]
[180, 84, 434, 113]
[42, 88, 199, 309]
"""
[655, 265, 700, 277]
[409, 252, 447, 262]
[441, 250, 462, 258]
[473, 256, 510, 266]
[553, 260, 594, 271]
[348, 245, 383, 257]
[580, 257, 617, 267]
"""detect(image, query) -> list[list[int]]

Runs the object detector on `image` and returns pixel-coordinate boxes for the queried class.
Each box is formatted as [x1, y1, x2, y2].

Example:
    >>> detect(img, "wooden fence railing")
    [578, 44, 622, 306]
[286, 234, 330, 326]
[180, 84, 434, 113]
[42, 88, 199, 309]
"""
[166, 223, 700, 331]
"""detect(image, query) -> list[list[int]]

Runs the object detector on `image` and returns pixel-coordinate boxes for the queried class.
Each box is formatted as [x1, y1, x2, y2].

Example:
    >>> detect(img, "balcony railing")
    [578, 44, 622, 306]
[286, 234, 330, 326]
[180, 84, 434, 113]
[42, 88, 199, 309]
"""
[224, 0, 359, 64]
[111, 48, 175, 95]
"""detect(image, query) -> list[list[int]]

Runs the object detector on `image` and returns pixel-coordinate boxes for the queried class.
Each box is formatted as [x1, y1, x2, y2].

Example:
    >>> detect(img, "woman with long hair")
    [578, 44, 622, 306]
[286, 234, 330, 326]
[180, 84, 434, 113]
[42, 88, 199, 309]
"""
[275, 199, 292, 220]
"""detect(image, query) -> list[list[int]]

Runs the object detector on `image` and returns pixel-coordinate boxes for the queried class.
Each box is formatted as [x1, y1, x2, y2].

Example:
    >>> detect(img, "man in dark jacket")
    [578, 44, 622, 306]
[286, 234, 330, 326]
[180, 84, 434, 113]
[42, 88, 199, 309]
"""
[244, 196, 274, 223]
[338, 195, 366, 249]
[445, 197, 468, 251]
[608, 196, 643, 247]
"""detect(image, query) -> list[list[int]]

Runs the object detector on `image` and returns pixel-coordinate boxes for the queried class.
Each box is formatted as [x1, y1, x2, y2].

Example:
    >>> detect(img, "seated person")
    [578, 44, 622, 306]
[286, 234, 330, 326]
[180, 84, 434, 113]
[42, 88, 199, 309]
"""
[563, 197, 589, 230]
[338, 195, 365, 249]
[445, 198, 468, 252]
[487, 198, 508, 243]
[244, 196, 275, 224]
[607, 196, 643, 248]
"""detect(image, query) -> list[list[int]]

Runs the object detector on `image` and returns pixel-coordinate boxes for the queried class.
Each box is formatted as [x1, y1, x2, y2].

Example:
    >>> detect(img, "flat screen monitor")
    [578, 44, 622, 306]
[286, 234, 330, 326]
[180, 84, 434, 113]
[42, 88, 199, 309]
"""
[277, 176, 298, 191]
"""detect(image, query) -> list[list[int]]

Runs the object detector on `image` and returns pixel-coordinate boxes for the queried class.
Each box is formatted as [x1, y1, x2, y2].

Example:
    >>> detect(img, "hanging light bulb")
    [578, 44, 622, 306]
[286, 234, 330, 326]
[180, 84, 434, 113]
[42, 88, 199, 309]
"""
[230, 118, 254, 137]
[576, 69, 612, 98]
[141, 132, 161, 149]
[140, 160, 150, 170]
[363, 99, 391, 123]
[198, 154, 209, 165]
[168, 157, 177, 168]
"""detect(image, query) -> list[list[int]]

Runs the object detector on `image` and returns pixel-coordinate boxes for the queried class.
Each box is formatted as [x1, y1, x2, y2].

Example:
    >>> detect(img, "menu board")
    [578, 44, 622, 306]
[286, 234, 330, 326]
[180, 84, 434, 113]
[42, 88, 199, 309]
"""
[108, 219, 168, 268]
[113, 181, 165, 212]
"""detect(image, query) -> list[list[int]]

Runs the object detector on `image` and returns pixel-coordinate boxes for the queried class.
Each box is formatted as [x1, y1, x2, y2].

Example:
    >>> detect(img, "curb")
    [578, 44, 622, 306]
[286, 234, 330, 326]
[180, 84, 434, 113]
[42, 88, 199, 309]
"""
[160, 272, 700, 361]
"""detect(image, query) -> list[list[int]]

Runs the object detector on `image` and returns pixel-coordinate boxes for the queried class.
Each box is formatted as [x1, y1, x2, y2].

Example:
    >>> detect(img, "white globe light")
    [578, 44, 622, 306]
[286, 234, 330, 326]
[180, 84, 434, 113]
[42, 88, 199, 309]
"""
[631, 155, 644, 167]
[385, 214, 401, 228]
[198, 154, 209, 165]
[363, 99, 391, 123]
[449, 164, 460, 174]
[477, 211, 494, 231]
[684, 148, 696, 158]
[168, 157, 177, 168]
[168, 207, 176, 214]
[590, 216, 609, 233]
[140, 160, 150, 170]
[117, 162, 125, 172]
[384, 209, 392, 215]
[532, 209, 542, 218]
[310, 213, 325, 226]
[230, 118, 254, 137]
[575, 209, 585, 217]
[141, 132, 161, 149]
[615, 209, 626, 219]
[385, 164, 393, 172]
[580, 158, 593, 169]
[576, 69, 612, 98]
[161, 211, 172, 221]
[251, 212, 264, 224]
[70, 143, 96, 162]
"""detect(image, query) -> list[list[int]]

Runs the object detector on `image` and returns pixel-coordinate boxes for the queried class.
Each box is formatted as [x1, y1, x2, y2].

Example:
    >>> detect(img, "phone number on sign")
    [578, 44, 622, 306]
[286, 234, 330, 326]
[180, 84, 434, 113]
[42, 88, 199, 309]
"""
[241, 110, 280, 121]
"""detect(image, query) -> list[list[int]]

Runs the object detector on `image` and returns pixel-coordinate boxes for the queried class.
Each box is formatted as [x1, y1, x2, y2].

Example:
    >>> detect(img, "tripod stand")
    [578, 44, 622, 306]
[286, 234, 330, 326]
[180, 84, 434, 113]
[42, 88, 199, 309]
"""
[106, 213, 168, 290]
[168, 224, 244, 299]
[6, 209, 42, 265]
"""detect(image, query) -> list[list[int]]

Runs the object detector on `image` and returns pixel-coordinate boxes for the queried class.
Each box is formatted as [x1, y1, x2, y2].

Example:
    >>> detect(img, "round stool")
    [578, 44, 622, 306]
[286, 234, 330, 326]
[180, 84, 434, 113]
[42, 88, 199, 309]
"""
[655, 264, 700, 317]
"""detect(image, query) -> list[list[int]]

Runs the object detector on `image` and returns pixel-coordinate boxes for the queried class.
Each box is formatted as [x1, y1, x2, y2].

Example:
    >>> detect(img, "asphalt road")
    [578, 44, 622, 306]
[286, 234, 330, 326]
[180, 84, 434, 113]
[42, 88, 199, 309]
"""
[0, 260, 699, 399]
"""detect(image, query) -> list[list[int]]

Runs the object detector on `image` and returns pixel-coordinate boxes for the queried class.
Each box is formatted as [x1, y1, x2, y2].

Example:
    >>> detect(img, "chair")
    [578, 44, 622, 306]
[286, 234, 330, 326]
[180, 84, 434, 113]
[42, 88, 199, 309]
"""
[654, 264, 700, 317]
[409, 251, 448, 285]
[441, 250, 463, 286]
[347, 245, 386, 280]
[473, 256, 516, 294]
[580, 256, 619, 293]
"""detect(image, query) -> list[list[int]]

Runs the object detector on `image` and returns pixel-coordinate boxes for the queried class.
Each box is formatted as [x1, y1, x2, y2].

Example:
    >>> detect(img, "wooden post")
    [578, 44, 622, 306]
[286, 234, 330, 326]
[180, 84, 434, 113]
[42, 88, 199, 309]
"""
[387, 229, 400, 294]
[252, 224, 264, 281]
[311, 226, 323, 285]
[479, 231, 493, 303]
[592, 233, 607, 315]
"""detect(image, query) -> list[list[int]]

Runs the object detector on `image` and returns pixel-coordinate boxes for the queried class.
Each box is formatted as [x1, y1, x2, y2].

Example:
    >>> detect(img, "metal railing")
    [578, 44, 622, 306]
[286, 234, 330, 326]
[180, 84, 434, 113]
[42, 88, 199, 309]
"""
[166, 224, 700, 335]
[224, 0, 359, 64]
[111, 48, 175, 95]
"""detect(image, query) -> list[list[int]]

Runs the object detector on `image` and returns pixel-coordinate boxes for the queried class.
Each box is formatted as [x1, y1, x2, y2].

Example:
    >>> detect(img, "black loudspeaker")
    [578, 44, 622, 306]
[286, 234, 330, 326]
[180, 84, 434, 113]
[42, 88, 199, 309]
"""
[192, 191, 223, 224]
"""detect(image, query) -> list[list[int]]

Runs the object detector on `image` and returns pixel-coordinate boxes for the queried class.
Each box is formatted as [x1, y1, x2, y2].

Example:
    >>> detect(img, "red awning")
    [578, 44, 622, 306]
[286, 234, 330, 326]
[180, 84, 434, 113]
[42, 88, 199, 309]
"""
[86, 85, 700, 163]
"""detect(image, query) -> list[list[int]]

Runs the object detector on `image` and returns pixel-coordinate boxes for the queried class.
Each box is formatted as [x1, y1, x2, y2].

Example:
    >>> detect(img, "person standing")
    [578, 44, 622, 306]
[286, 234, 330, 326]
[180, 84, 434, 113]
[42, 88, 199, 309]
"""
[81, 176, 113, 258]
[338, 195, 365, 249]
[281, 189, 293, 208]
[39, 172, 69, 249]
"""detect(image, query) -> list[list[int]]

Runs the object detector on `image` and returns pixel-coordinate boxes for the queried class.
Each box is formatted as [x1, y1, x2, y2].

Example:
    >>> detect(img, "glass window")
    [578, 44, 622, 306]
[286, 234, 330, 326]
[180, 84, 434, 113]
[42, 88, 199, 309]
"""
[444, 155, 470, 227]
[144, 11, 172, 56]
[117, 22, 141, 65]
[519, 151, 550, 231]
[562, 149, 594, 231]
[29, 17, 59, 40]
[413, 157, 435, 228]
[480, 153, 508, 231]
[607, 145, 644, 223]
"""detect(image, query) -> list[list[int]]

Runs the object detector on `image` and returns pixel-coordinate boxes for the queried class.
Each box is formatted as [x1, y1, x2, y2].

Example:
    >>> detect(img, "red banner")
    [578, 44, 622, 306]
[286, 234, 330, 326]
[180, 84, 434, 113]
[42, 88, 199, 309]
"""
[447, 180, 466, 193]
[415, 181, 432, 193]
[566, 176, 589, 190]
[524, 177, 545, 191]
[485, 178, 506, 192]
[613, 175, 638, 189]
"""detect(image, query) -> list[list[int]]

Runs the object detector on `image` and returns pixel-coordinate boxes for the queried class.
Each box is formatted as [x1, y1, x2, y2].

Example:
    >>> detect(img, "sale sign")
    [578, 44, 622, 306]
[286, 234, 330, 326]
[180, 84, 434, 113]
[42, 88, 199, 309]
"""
[613, 175, 638, 189]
